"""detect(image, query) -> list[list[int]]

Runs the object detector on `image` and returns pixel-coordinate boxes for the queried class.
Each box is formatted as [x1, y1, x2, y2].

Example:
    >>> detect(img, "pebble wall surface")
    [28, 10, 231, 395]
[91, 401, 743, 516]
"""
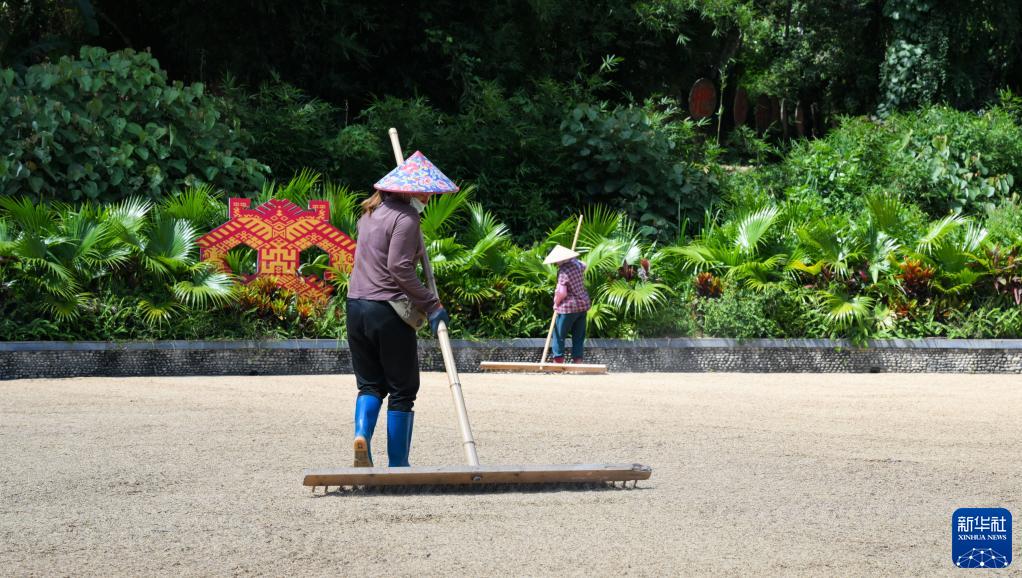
[3, 338, 1022, 379]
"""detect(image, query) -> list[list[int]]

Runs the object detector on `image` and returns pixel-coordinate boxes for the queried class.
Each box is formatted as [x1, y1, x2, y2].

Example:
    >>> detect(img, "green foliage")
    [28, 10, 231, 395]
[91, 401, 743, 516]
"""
[5, 0, 1022, 130]
[560, 101, 712, 238]
[0, 47, 268, 203]
[771, 105, 1022, 218]
[695, 285, 804, 339]
[945, 305, 1022, 338]
[901, 106, 1022, 215]
[984, 197, 1022, 247]
[0, 1, 99, 67]
[728, 0, 884, 115]
[0, 194, 238, 335]
[5, 176, 1022, 341]
[877, 0, 1022, 115]
[338, 82, 576, 243]
[220, 75, 342, 178]
[876, 0, 943, 116]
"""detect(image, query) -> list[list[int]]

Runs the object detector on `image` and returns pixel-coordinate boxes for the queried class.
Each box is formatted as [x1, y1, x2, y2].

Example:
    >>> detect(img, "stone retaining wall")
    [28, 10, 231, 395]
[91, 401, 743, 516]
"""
[3, 338, 1022, 379]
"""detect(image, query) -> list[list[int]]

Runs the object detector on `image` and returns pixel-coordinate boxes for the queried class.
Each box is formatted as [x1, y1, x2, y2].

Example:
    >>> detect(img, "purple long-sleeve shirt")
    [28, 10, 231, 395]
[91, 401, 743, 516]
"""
[346, 198, 441, 315]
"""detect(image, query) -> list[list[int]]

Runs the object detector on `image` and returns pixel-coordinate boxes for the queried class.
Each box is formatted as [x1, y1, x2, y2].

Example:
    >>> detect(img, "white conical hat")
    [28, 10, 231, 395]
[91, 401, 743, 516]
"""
[543, 244, 579, 264]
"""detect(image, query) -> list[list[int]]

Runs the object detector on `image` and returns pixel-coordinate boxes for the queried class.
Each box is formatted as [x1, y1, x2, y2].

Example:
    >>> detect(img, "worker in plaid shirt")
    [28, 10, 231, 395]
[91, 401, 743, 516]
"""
[544, 244, 591, 363]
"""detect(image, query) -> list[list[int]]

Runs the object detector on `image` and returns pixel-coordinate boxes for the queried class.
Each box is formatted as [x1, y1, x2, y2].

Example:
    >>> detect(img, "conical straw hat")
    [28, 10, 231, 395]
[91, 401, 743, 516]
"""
[544, 244, 579, 264]
[374, 151, 459, 194]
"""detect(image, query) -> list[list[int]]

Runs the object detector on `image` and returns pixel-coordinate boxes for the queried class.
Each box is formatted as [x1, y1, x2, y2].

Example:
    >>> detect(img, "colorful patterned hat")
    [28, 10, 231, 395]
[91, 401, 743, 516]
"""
[374, 151, 460, 194]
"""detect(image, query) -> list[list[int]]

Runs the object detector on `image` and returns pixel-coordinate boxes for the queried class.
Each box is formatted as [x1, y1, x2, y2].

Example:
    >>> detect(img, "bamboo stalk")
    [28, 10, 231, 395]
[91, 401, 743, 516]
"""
[388, 127, 479, 466]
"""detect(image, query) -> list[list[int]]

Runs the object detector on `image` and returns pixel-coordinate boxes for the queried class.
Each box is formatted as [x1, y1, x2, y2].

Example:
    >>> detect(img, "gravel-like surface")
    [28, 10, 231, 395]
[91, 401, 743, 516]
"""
[1, 373, 1019, 576]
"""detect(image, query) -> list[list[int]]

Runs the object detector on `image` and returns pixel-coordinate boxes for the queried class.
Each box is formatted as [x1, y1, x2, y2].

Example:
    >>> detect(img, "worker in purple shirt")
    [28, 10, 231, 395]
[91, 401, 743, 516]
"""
[544, 244, 591, 364]
[346, 151, 456, 468]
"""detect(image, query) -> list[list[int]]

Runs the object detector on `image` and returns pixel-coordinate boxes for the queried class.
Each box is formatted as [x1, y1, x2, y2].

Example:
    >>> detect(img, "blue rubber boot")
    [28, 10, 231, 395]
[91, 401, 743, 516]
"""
[387, 410, 414, 467]
[353, 394, 382, 467]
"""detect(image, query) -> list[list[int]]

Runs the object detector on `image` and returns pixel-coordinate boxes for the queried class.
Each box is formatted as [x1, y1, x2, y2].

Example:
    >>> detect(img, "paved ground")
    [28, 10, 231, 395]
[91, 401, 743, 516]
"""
[1, 373, 1019, 576]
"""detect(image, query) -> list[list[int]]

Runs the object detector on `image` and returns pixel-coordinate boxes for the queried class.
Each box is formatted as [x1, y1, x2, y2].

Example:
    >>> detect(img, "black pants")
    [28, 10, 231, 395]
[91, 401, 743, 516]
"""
[346, 299, 419, 412]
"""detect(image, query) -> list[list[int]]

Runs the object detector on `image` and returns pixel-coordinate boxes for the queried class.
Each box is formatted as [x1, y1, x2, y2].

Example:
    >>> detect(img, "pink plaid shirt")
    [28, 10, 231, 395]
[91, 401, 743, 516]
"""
[554, 259, 590, 314]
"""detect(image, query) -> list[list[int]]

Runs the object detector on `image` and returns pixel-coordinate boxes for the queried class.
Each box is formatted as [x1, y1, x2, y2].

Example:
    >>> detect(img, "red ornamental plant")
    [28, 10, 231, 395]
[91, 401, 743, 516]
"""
[896, 259, 934, 301]
[694, 271, 723, 298]
[618, 258, 651, 281]
[985, 247, 1022, 305]
[236, 276, 324, 323]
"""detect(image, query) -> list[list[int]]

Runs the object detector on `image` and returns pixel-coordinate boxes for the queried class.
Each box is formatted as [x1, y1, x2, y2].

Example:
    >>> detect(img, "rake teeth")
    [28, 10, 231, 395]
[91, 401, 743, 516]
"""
[312, 479, 643, 495]
[303, 463, 652, 494]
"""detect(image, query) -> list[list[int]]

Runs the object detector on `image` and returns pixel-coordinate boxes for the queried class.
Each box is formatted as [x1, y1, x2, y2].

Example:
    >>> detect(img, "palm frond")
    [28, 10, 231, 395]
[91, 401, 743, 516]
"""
[735, 205, 779, 255]
[322, 264, 351, 294]
[917, 214, 964, 254]
[796, 221, 859, 278]
[582, 237, 627, 280]
[933, 269, 983, 294]
[496, 300, 529, 322]
[263, 169, 321, 206]
[864, 191, 904, 232]
[667, 243, 720, 273]
[820, 290, 875, 328]
[581, 205, 622, 243]
[426, 236, 467, 273]
[0, 219, 13, 256]
[322, 181, 362, 237]
[962, 223, 987, 254]
[730, 253, 788, 288]
[172, 264, 236, 308]
[44, 292, 90, 322]
[143, 218, 198, 277]
[586, 301, 618, 333]
[14, 233, 78, 292]
[420, 186, 472, 239]
[865, 231, 900, 284]
[461, 203, 510, 273]
[137, 298, 185, 326]
[60, 209, 125, 270]
[646, 245, 691, 286]
[223, 246, 257, 275]
[544, 216, 583, 249]
[505, 248, 556, 294]
[450, 280, 502, 306]
[464, 202, 509, 248]
[598, 278, 672, 318]
[105, 197, 152, 242]
[0, 196, 52, 233]
[160, 185, 224, 228]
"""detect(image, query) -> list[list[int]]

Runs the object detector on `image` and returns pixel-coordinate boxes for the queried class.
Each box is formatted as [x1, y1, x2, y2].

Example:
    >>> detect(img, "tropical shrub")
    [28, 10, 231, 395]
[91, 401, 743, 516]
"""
[220, 76, 342, 179]
[560, 100, 712, 239]
[0, 195, 235, 329]
[779, 105, 1022, 217]
[0, 47, 269, 203]
[332, 80, 719, 244]
[695, 286, 782, 339]
[0, 177, 352, 341]
[337, 83, 573, 244]
[983, 197, 1022, 247]
[4, 167, 1022, 342]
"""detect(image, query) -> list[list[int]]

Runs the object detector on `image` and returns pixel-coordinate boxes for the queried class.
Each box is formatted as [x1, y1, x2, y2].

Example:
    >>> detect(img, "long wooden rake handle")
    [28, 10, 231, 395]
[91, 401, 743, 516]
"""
[389, 127, 480, 467]
[539, 214, 584, 367]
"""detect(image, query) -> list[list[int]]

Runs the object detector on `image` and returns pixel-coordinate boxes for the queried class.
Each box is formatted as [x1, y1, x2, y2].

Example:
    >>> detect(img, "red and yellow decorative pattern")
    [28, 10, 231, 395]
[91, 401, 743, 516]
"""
[198, 198, 356, 301]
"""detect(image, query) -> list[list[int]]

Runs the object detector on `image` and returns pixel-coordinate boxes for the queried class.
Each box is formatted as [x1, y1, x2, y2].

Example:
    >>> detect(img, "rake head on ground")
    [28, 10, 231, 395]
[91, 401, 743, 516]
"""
[310, 479, 647, 496]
